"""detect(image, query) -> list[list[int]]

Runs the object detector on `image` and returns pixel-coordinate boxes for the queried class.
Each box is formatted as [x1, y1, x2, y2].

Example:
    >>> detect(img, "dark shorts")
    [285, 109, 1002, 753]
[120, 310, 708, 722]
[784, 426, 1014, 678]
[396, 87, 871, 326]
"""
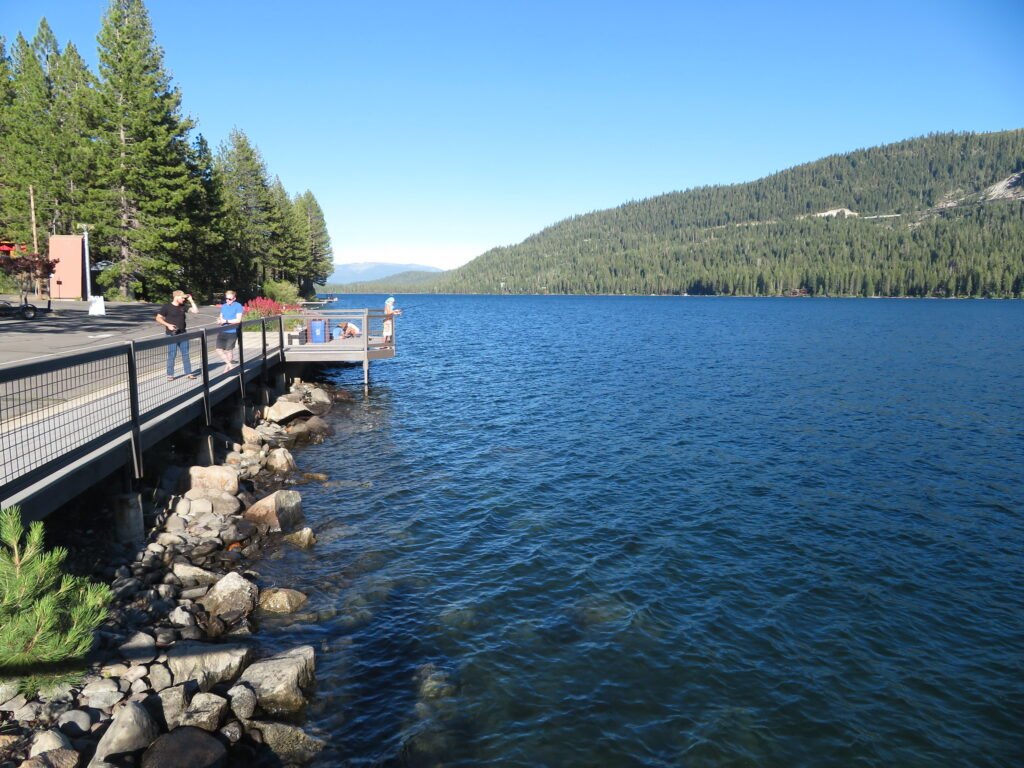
[216, 331, 239, 351]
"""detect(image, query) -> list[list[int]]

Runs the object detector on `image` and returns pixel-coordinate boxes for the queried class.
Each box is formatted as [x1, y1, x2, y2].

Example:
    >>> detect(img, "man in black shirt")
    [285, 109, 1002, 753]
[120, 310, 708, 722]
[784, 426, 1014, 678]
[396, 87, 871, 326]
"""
[156, 290, 199, 380]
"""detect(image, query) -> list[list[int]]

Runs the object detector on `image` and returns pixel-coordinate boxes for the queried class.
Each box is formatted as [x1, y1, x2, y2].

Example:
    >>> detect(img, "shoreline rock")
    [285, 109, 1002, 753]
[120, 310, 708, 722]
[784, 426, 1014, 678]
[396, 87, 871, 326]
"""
[0, 379, 339, 767]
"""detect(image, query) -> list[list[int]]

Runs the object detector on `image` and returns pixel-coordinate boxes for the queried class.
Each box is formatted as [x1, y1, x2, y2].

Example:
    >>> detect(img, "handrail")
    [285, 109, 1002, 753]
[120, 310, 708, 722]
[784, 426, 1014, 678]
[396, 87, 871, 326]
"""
[0, 315, 286, 509]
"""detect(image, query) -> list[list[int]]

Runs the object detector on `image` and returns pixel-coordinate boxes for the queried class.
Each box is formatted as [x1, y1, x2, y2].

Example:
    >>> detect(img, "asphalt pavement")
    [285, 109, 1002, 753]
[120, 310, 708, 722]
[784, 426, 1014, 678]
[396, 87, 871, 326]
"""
[0, 297, 226, 367]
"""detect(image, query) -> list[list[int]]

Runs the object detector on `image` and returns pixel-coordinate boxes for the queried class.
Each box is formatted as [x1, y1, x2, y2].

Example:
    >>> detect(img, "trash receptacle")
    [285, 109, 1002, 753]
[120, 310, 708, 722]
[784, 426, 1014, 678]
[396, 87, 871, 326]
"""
[310, 319, 326, 343]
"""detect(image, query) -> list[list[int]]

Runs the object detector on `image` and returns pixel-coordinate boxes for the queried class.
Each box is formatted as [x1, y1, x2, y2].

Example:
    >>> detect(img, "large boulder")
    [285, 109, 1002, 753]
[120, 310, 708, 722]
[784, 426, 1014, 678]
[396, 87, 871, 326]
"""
[21, 748, 80, 768]
[172, 562, 221, 586]
[88, 701, 159, 767]
[141, 726, 227, 768]
[180, 692, 228, 732]
[184, 487, 241, 516]
[258, 588, 308, 614]
[265, 447, 297, 474]
[188, 466, 239, 495]
[304, 415, 333, 437]
[166, 641, 255, 691]
[243, 490, 303, 532]
[283, 527, 317, 549]
[197, 571, 259, 619]
[118, 631, 157, 665]
[237, 645, 315, 717]
[243, 720, 325, 764]
[264, 400, 312, 425]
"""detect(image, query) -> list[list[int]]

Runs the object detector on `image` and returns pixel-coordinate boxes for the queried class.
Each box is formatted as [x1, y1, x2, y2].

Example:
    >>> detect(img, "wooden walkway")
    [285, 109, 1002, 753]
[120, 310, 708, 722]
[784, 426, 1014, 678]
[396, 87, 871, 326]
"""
[0, 310, 396, 520]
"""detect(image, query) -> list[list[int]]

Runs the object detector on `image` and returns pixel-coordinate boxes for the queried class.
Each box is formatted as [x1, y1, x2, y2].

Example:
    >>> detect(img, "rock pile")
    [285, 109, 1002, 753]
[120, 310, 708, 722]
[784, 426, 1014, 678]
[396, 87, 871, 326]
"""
[0, 381, 345, 768]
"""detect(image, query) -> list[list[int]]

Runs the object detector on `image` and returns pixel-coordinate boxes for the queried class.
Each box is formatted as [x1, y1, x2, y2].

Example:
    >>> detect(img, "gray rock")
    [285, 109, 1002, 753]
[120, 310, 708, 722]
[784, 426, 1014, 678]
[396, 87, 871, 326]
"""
[147, 663, 173, 693]
[283, 527, 317, 549]
[119, 631, 157, 664]
[237, 645, 315, 717]
[304, 415, 333, 436]
[80, 679, 124, 710]
[57, 708, 93, 738]
[184, 487, 241, 516]
[180, 585, 210, 600]
[265, 447, 297, 473]
[243, 490, 303, 533]
[156, 684, 189, 731]
[241, 424, 261, 445]
[189, 497, 214, 516]
[123, 665, 149, 684]
[219, 719, 243, 744]
[197, 572, 258, 619]
[30, 728, 71, 756]
[258, 588, 308, 614]
[141, 726, 227, 768]
[244, 719, 325, 763]
[180, 692, 228, 731]
[168, 606, 195, 626]
[188, 465, 240, 495]
[172, 562, 221, 586]
[20, 747, 81, 768]
[166, 641, 255, 690]
[0, 679, 19, 706]
[89, 701, 159, 766]
[226, 683, 257, 720]
[264, 400, 312, 424]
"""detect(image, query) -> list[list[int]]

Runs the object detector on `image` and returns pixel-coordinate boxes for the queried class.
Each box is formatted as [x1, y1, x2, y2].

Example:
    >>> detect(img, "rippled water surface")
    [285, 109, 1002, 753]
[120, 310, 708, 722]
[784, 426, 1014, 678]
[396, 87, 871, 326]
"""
[256, 296, 1023, 767]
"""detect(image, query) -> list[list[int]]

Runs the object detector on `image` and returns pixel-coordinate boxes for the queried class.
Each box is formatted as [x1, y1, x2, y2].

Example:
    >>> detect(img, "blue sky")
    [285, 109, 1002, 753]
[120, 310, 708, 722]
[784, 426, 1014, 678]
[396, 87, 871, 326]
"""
[3, 0, 1022, 270]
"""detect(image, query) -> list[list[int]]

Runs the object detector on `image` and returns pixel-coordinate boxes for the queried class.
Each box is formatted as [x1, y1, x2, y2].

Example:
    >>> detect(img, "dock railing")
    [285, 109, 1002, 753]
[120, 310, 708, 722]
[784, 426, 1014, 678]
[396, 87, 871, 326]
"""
[0, 316, 285, 517]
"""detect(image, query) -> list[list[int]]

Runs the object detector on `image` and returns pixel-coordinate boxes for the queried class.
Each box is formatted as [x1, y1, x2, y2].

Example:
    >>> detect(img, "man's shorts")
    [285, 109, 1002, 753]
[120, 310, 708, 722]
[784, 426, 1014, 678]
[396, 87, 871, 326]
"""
[216, 330, 239, 351]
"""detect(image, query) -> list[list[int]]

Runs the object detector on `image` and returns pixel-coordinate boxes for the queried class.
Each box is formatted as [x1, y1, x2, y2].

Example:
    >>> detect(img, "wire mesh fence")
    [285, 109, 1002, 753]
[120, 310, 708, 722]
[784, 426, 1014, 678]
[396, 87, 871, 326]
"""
[0, 316, 285, 503]
[0, 347, 132, 488]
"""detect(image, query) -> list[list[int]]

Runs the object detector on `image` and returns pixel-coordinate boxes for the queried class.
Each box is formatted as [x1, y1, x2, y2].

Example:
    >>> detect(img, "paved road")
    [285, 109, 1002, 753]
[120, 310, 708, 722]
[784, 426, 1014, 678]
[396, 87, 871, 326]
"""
[0, 298, 225, 367]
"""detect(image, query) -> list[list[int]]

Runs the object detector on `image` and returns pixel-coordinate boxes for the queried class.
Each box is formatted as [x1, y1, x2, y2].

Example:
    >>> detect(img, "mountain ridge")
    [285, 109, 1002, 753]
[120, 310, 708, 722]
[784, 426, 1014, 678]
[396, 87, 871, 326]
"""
[332, 130, 1024, 297]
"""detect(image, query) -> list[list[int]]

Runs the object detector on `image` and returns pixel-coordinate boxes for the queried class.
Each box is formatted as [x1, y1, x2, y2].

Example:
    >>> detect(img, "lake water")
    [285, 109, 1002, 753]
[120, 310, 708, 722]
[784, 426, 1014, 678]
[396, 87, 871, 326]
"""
[256, 296, 1023, 767]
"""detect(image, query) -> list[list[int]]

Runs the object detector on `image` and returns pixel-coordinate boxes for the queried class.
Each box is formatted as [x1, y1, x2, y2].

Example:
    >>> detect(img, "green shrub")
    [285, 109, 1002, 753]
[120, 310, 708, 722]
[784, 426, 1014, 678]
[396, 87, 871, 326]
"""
[0, 506, 112, 669]
[262, 279, 301, 305]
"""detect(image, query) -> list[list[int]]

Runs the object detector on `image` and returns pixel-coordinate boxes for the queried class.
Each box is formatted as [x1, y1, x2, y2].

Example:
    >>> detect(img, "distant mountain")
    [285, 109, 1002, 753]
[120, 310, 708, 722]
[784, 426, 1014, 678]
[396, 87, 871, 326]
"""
[345, 130, 1024, 298]
[327, 262, 441, 284]
[323, 269, 442, 292]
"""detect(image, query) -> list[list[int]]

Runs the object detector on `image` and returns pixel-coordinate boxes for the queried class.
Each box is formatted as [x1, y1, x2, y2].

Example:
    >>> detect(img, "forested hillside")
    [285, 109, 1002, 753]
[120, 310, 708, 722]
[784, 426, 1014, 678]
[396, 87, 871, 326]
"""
[345, 131, 1024, 297]
[0, 1, 332, 302]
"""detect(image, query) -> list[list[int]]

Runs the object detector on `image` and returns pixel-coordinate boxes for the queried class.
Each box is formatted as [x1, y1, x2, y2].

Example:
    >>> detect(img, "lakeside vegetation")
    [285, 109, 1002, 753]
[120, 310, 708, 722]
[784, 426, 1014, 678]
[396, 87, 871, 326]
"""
[332, 131, 1024, 298]
[0, 0, 332, 303]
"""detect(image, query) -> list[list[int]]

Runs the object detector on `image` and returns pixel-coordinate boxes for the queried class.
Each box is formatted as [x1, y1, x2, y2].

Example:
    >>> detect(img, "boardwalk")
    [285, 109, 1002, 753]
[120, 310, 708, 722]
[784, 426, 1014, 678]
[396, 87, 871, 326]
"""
[0, 303, 396, 520]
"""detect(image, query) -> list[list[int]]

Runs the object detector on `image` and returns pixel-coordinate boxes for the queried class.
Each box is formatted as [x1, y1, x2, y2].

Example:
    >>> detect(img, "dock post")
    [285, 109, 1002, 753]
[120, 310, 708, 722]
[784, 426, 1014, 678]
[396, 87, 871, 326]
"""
[113, 492, 145, 546]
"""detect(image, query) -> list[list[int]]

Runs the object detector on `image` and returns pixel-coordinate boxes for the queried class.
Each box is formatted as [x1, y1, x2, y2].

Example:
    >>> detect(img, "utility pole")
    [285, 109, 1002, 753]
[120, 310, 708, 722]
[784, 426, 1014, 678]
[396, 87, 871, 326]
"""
[80, 224, 92, 301]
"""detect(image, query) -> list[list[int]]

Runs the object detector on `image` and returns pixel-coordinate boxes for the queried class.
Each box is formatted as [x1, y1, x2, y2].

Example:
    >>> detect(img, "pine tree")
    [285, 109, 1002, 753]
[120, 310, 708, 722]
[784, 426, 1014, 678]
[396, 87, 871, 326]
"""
[293, 190, 333, 296]
[91, 0, 197, 299]
[217, 128, 275, 292]
[0, 506, 111, 668]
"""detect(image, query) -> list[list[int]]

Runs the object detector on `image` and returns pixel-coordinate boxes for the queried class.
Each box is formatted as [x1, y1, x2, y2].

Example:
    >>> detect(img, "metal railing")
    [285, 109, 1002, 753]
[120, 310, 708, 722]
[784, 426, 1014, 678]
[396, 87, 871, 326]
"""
[286, 308, 397, 351]
[0, 316, 285, 508]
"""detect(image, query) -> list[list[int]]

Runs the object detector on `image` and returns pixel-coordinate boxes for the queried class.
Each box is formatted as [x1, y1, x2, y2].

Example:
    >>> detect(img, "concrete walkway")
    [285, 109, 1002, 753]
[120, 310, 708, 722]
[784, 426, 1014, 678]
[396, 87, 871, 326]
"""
[0, 297, 225, 367]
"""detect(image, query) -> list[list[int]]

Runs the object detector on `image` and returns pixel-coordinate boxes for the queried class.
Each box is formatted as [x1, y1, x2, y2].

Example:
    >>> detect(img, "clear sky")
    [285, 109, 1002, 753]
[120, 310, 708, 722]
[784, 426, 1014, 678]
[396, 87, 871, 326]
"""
[3, 1, 1023, 270]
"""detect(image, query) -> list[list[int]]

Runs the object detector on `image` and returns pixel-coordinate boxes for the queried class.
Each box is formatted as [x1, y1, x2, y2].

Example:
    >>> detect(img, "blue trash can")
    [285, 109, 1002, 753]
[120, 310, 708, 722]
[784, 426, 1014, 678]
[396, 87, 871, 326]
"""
[310, 320, 326, 343]
[331, 325, 343, 340]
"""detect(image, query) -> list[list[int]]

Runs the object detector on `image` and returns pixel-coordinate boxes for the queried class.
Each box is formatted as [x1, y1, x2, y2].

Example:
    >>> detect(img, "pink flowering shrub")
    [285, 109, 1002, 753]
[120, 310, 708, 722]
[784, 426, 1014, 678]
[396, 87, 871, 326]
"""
[243, 296, 303, 318]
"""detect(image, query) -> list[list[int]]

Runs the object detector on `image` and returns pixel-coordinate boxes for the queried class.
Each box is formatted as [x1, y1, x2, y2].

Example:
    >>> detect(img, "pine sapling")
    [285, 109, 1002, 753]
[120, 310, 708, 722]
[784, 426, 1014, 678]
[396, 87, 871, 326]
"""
[0, 506, 112, 669]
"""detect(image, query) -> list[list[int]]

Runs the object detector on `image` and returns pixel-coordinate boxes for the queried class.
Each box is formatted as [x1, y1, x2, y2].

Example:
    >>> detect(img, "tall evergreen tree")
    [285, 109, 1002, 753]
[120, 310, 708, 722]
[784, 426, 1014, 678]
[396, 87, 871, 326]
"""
[179, 134, 232, 297]
[91, 0, 197, 299]
[217, 128, 274, 293]
[1, 30, 54, 251]
[293, 189, 333, 296]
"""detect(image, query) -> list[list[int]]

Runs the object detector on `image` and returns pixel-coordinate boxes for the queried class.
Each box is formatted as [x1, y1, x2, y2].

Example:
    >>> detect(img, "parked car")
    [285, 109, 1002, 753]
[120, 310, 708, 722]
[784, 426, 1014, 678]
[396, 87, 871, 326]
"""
[0, 300, 38, 319]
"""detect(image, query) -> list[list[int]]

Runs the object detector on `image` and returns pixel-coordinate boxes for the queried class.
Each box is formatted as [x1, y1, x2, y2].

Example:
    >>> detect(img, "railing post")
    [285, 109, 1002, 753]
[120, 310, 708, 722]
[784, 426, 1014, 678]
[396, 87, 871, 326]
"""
[261, 318, 268, 377]
[362, 309, 370, 388]
[126, 342, 144, 478]
[200, 328, 211, 425]
[237, 322, 246, 399]
[277, 315, 285, 359]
